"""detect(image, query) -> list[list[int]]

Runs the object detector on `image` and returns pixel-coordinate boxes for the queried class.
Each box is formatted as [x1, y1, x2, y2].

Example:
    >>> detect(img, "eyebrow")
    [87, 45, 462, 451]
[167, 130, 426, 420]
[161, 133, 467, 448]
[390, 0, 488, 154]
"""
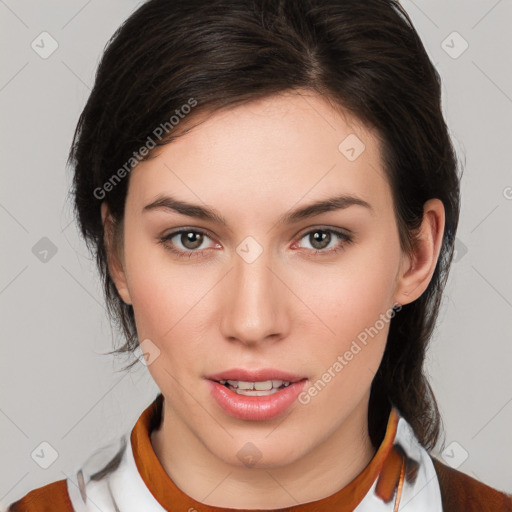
[143, 193, 373, 227]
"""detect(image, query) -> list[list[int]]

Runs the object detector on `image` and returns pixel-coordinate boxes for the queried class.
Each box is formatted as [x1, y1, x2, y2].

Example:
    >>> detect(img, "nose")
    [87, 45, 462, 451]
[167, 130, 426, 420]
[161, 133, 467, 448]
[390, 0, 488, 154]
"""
[219, 247, 291, 347]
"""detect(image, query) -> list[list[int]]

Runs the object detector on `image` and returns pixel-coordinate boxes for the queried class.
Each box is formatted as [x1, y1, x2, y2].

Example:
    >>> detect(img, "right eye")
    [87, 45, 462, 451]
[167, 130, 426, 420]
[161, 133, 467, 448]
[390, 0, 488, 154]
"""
[159, 228, 219, 259]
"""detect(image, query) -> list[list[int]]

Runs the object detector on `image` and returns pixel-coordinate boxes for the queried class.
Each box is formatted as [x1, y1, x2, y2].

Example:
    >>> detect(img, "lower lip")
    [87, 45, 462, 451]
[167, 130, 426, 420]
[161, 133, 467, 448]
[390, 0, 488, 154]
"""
[206, 379, 307, 421]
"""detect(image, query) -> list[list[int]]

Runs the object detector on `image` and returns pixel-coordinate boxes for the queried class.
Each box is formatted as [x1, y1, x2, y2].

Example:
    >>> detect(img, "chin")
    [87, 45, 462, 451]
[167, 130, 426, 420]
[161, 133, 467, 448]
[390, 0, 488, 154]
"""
[205, 432, 309, 470]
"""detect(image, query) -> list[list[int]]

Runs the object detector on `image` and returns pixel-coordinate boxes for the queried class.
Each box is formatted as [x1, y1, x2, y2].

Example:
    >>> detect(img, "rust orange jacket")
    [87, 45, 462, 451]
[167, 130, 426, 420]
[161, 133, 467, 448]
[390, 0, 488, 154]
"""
[7, 394, 512, 512]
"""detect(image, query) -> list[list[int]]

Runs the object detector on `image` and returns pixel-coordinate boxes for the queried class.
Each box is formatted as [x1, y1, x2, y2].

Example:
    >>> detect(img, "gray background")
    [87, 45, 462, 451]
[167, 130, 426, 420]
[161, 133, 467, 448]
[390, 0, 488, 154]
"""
[1, 0, 511, 507]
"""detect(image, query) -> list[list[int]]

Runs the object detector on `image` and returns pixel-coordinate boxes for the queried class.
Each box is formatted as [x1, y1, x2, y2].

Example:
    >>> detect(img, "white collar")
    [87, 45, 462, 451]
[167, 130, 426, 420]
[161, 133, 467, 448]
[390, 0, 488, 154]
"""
[65, 412, 442, 511]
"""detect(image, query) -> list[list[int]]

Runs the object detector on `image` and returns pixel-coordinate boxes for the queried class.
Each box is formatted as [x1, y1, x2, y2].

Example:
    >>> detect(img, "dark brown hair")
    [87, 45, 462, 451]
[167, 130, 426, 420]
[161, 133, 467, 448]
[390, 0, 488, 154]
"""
[68, 0, 461, 451]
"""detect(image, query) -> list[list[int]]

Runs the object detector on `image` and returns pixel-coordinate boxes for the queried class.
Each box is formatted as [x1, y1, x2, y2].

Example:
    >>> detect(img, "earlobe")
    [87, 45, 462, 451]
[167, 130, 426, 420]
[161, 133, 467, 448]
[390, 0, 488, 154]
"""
[101, 202, 132, 305]
[394, 198, 445, 306]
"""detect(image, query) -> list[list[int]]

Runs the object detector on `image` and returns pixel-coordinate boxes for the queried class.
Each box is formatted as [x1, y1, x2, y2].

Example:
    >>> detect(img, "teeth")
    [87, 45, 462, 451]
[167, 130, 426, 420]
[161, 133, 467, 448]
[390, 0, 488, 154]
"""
[219, 379, 292, 392]
[254, 381, 272, 390]
[238, 380, 256, 390]
[235, 388, 280, 396]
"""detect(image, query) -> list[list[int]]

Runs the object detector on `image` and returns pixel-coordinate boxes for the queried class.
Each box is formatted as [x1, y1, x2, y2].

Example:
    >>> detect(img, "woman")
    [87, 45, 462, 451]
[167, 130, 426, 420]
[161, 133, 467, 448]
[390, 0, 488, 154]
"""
[8, 0, 512, 510]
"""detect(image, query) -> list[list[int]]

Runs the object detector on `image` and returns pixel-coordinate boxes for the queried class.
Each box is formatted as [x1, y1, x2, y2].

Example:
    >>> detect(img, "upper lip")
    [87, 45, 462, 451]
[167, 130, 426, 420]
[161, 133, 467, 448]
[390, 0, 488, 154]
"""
[205, 368, 306, 383]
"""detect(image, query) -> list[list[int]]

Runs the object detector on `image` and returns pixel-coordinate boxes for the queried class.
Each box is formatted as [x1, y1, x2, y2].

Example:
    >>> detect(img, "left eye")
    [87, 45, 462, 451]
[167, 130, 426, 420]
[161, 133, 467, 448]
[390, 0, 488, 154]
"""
[295, 228, 352, 254]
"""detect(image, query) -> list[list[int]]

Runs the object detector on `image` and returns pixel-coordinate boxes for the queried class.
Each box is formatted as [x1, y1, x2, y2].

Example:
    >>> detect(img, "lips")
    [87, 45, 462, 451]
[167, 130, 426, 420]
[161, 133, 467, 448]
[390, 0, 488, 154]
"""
[204, 368, 308, 421]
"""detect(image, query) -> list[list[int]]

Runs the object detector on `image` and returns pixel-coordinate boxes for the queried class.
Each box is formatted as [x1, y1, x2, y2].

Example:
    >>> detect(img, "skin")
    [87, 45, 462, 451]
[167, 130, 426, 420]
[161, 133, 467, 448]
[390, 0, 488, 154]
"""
[102, 89, 445, 509]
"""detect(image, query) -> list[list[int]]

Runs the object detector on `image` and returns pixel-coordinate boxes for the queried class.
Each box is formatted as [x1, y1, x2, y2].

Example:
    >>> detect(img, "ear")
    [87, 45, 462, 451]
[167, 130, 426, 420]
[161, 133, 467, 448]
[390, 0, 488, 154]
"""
[101, 202, 132, 305]
[394, 198, 445, 306]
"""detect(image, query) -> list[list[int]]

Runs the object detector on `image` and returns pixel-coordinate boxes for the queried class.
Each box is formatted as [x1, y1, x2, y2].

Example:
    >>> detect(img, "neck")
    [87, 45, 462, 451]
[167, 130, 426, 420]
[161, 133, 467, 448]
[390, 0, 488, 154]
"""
[151, 396, 376, 509]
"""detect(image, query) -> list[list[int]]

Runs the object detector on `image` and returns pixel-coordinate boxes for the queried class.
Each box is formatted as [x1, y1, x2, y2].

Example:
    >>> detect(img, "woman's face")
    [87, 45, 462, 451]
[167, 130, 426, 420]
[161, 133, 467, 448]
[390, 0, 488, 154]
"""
[110, 90, 411, 468]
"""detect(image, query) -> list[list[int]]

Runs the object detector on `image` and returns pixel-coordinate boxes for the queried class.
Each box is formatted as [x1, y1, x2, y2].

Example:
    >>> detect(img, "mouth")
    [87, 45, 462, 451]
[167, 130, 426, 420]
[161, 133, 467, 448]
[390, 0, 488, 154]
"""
[204, 369, 308, 421]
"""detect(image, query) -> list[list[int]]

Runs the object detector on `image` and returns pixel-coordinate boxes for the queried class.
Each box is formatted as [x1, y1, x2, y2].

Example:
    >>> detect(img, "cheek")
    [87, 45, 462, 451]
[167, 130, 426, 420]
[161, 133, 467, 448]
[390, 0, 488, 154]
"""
[296, 237, 400, 401]
[129, 268, 193, 341]
[122, 232, 189, 340]
[304, 241, 400, 342]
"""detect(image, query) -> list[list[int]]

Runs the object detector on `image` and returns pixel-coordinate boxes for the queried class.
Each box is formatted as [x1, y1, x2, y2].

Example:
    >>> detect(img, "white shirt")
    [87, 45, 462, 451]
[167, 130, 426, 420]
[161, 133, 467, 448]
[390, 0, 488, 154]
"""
[64, 398, 443, 511]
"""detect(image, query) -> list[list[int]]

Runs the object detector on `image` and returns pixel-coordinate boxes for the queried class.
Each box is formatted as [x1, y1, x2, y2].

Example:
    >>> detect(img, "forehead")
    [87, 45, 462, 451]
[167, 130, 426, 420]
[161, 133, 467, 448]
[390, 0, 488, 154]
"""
[127, 91, 392, 218]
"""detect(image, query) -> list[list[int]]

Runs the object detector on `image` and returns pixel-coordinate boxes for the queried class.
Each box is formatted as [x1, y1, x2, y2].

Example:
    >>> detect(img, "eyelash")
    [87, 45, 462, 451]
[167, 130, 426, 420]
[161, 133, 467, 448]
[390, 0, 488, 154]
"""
[158, 227, 353, 260]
